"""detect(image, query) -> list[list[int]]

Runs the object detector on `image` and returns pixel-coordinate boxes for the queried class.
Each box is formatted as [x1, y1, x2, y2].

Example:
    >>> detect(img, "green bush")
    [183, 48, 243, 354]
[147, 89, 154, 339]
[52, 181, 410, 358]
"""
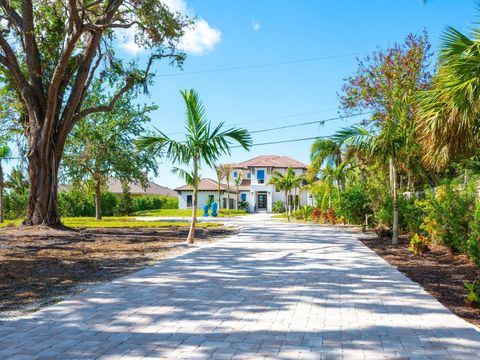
[421, 184, 475, 253]
[408, 233, 430, 255]
[468, 203, 480, 266]
[238, 200, 249, 210]
[58, 190, 95, 217]
[337, 184, 369, 224]
[3, 189, 28, 220]
[273, 200, 285, 213]
[401, 197, 424, 233]
[464, 280, 480, 309]
[298, 205, 313, 221]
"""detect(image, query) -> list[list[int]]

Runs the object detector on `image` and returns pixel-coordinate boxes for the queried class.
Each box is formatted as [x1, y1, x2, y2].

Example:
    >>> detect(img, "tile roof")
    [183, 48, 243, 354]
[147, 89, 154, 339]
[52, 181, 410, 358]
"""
[175, 178, 235, 193]
[232, 155, 308, 169]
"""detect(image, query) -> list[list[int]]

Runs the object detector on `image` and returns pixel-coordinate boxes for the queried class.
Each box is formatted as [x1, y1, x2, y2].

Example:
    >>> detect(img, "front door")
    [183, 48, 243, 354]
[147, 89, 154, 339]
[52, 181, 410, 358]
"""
[257, 193, 267, 209]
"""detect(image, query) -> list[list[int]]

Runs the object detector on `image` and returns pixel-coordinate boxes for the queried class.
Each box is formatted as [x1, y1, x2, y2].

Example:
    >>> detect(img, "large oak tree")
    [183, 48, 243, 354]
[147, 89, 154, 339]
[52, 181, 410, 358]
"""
[0, 1, 188, 225]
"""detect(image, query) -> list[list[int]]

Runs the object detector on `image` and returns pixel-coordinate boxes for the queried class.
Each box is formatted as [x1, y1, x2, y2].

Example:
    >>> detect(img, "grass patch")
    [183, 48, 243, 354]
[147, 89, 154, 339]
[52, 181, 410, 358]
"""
[0, 217, 221, 229]
[134, 208, 249, 217]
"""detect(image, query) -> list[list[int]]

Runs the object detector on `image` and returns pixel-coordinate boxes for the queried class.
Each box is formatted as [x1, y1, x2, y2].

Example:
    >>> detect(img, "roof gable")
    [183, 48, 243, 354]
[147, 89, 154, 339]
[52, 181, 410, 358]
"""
[233, 155, 308, 169]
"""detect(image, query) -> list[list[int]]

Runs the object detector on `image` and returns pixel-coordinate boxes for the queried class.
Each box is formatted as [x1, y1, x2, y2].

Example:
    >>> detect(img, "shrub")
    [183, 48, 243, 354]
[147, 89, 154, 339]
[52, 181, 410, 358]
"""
[311, 207, 322, 222]
[408, 233, 431, 255]
[337, 184, 370, 224]
[421, 184, 475, 253]
[401, 197, 424, 234]
[464, 280, 480, 309]
[238, 200, 249, 210]
[3, 189, 28, 220]
[272, 200, 285, 213]
[298, 205, 313, 221]
[323, 208, 336, 224]
[468, 203, 480, 266]
[375, 225, 392, 239]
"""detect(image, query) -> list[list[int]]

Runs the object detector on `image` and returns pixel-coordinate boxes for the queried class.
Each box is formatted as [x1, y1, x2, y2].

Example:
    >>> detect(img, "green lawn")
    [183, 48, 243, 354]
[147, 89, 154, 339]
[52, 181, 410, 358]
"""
[134, 208, 249, 217]
[0, 217, 222, 229]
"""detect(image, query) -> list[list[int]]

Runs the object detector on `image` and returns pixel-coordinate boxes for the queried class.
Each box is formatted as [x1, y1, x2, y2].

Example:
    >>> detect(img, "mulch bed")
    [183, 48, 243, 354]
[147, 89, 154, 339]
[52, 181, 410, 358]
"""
[359, 234, 480, 328]
[0, 226, 235, 319]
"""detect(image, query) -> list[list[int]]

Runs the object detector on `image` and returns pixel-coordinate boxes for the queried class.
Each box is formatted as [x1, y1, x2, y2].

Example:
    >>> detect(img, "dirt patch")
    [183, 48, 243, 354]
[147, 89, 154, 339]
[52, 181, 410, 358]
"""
[0, 226, 236, 319]
[359, 234, 480, 328]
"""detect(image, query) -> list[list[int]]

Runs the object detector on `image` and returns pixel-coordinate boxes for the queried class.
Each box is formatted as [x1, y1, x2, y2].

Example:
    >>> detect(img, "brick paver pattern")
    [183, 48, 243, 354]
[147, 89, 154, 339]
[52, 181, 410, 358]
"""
[1, 215, 480, 359]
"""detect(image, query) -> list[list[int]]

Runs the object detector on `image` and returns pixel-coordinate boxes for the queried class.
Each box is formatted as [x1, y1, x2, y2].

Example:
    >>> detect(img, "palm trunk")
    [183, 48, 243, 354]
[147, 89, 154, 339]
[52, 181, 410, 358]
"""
[391, 158, 399, 245]
[227, 181, 230, 210]
[0, 161, 3, 223]
[94, 177, 102, 221]
[285, 190, 290, 221]
[217, 183, 221, 209]
[293, 188, 297, 212]
[236, 187, 239, 210]
[187, 159, 199, 244]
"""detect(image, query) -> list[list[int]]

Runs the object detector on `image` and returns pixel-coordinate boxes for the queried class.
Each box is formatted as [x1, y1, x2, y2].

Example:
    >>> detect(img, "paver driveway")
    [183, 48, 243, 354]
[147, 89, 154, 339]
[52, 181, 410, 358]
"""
[1, 214, 480, 360]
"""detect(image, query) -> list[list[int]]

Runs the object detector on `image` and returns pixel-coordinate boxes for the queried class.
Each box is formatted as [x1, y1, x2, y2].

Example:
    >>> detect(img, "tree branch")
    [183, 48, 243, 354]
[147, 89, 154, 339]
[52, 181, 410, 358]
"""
[0, 0, 23, 29]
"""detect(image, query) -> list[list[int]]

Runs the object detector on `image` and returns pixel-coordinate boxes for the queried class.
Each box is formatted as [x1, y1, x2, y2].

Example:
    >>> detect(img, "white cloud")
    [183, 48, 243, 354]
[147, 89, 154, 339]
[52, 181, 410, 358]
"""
[179, 19, 221, 55]
[119, 0, 221, 56]
[252, 21, 261, 32]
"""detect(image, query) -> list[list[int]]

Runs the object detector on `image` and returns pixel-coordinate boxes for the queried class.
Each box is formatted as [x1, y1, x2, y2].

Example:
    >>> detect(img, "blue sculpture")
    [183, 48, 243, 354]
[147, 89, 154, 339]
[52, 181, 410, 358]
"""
[203, 204, 209, 216]
[211, 202, 218, 217]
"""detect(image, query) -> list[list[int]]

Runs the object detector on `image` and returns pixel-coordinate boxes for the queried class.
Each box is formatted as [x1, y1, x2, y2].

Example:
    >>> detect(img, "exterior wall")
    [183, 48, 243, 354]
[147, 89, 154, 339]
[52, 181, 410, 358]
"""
[177, 191, 236, 210]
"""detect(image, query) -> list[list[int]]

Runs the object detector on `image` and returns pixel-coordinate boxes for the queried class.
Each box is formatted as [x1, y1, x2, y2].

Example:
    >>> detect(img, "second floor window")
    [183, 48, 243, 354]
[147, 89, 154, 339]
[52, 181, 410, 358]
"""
[233, 171, 238, 178]
[257, 169, 265, 184]
[247, 172, 251, 179]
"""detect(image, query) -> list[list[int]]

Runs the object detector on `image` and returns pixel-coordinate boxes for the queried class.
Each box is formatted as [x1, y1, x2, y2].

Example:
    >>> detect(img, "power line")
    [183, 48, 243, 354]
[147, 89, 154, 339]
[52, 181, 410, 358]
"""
[159, 52, 368, 78]
[249, 112, 371, 135]
[231, 136, 329, 149]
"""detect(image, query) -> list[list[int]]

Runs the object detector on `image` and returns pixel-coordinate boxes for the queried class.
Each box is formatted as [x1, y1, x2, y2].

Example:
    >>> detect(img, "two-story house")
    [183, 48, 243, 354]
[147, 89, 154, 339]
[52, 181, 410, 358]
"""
[175, 155, 310, 213]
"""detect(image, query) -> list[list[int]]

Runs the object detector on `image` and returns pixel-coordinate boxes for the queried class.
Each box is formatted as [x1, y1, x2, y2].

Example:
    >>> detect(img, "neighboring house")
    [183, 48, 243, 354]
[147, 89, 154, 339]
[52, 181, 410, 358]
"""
[60, 177, 177, 198]
[175, 155, 312, 212]
[175, 178, 236, 210]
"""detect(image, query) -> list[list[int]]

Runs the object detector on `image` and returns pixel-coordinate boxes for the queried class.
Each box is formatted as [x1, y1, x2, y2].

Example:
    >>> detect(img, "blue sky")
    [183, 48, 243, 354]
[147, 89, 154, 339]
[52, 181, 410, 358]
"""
[12, 0, 478, 189]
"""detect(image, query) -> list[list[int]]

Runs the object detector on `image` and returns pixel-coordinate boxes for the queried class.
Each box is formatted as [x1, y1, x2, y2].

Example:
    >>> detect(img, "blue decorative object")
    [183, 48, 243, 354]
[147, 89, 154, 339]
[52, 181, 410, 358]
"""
[211, 202, 218, 217]
[203, 204, 209, 216]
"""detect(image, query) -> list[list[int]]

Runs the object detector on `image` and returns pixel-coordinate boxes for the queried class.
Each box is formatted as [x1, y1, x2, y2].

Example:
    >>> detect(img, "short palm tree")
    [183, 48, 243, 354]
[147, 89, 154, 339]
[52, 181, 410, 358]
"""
[136, 89, 251, 243]
[310, 138, 345, 191]
[214, 164, 231, 208]
[234, 171, 243, 210]
[268, 167, 295, 221]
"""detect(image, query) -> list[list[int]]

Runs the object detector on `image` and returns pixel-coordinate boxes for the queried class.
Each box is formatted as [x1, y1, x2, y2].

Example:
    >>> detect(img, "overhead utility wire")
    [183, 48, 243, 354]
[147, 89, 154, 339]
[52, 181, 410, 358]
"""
[159, 52, 368, 77]
[248, 112, 372, 135]
[231, 136, 329, 148]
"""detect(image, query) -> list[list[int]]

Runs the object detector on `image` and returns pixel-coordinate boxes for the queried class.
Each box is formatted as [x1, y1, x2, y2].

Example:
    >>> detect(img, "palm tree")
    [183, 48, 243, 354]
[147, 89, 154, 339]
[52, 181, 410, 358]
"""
[417, 24, 480, 168]
[234, 171, 243, 210]
[0, 144, 11, 223]
[292, 173, 306, 212]
[214, 164, 228, 208]
[223, 165, 232, 209]
[136, 89, 251, 243]
[334, 124, 405, 244]
[268, 167, 295, 221]
[310, 138, 345, 191]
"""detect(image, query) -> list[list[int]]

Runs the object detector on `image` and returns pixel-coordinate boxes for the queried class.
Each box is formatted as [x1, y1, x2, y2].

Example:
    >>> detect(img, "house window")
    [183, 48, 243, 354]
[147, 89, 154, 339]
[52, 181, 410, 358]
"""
[233, 171, 238, 178]
[292, 171, 296, 176]
[241, 193, 247, 201]
[257, 169, 265, 184]
[207, 195, 214, 204]
[187, 195, 192, 207]
[275, 187, 280, 192]
[247, 172, 251, 179]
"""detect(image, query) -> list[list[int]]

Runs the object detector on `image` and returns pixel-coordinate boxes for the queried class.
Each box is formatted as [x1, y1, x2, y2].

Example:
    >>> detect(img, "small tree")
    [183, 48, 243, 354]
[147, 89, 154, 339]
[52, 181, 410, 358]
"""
[0, 143, 11, 223]
[234, 172, 243, 210]
[268, 168, 295, 221]
[62, 84, 157, 220]
[136, 90, 251, 243]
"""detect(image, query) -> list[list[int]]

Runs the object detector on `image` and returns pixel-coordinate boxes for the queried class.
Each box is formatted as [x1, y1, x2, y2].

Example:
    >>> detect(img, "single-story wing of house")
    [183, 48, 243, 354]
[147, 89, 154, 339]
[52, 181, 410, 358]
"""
[175, 178, 237, 210]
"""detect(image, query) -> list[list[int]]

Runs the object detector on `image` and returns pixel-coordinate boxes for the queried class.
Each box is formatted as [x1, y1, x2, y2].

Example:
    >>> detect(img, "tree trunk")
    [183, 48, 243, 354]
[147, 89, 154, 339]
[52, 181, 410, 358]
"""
[94, 177, 102, 221]
[24, 145, 61, 226]
[285, 190, 290, 222]
[227, 182, 230, 210]
[391, 158, 399, 245]
[217, 185, 221, 209]
[0, 161, 3, 223]
[236, 187, 239, 210]
[187, 159, 199, 244]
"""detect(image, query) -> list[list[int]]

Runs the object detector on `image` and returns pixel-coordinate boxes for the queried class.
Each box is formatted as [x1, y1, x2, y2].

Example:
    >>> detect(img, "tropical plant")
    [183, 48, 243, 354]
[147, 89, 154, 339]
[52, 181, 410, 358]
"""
[238, 200, 249, 211]
[337, 184, 370, 224]
[408, 233, 431, 255]
[464, 280, 480, 309]
[339, 32, 432, 244]
[234, 172, 243, 210]
[310, 138, 345, 191]
[272, 200, 285, 213]
[268, 168, 296, 221]
[298, 205, 314, 221]
[136, 89, 251, 243]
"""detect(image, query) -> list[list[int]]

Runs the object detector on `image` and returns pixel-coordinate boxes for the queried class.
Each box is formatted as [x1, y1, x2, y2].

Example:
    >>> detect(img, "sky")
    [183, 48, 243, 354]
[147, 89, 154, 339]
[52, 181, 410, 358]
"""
[8, 0, 478, 189]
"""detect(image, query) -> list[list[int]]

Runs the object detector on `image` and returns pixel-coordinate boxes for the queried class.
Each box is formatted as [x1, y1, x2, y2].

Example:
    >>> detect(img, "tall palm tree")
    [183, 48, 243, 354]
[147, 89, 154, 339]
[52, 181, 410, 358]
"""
[292, 173, 306, 212]
[417, 24, 480, 168]
[310, 138, 345, 191]
[334, 123, 405, 244]
[214, 164, 230, 209]
[223, 165, 233, 209]
[268, 167, 295, 221]
[136, 89, 251, 243]
[234, 172, 243, 210]
[0, 144, 11, 223]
